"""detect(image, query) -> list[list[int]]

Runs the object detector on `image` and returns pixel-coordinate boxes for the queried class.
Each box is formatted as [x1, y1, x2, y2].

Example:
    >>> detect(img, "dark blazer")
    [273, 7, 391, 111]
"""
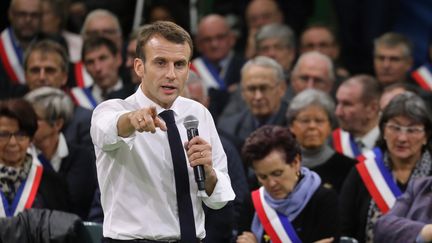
[63, 106, 93, 149]
[204, 135, 249, 243]
[58, 143, 97, 220]
[207, 53, 245, 122]
[32, 168, 70, 212]
[237, 186, 340, 243]
[374, 176, 432, 242]
[309, 152, 357, 194]
[218, 100, 289, 152]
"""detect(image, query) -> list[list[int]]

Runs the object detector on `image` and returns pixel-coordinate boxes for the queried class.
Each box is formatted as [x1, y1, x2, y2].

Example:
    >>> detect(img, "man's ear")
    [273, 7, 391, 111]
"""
[134, 58, 144, 77]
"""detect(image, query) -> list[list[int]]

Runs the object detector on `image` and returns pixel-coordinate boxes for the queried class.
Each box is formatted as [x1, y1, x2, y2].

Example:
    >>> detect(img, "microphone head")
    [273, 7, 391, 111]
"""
[183, 115, 199, 130]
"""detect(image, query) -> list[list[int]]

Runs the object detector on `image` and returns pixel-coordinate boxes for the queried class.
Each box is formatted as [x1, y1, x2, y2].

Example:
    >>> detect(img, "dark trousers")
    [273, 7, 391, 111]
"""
[103, 238, 179, 243]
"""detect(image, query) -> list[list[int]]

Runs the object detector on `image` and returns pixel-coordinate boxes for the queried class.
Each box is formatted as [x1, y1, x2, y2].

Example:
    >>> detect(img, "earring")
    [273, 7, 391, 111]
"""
[296, 170, 301, 179]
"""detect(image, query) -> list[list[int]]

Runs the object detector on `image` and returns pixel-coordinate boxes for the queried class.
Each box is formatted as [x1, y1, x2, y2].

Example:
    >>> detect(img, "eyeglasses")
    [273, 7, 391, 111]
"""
[243, 83, 278, 95]
[295, 117, 329, 126]
[385, 123, 425, 136]
[0, 131, 29, 142]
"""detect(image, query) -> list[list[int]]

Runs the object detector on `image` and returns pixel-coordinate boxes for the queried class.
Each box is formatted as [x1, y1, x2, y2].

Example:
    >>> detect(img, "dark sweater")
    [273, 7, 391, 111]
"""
[238, 186, 340, 243]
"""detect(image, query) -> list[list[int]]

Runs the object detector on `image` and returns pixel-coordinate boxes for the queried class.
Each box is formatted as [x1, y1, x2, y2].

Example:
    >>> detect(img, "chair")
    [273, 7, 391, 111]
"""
[77, 221, 103, 243]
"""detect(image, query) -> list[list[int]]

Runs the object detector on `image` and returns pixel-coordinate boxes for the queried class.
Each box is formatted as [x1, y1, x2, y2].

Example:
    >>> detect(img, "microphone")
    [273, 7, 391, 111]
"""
[183, 115, 206, 191]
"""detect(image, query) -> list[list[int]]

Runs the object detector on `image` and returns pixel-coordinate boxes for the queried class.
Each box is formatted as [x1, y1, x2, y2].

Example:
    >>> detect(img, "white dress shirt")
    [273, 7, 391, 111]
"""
[90, 88, 235, 240]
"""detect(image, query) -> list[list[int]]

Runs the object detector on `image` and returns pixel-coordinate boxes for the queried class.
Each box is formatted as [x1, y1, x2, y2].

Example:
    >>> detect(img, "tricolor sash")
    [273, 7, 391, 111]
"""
[191, 57, 226, 91]
[356, 148, 402, 213]
[0, 160, 43, 217]
[332, 128, 361, 159]
[411, 64, 432, 91]
[252, 187, 302, 243]
[69, 86, 98, 110]
[0, 28, 25, 84]
[73, 61, 94, 88]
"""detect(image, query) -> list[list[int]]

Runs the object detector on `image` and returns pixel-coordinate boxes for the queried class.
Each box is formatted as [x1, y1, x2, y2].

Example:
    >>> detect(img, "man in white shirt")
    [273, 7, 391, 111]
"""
[90, 21, 235, 242]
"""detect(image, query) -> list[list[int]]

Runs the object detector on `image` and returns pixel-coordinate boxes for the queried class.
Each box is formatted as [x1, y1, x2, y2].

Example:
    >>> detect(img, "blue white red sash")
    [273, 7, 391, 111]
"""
[252, 187, 302, 243]
[0, 28, 25, 84]
[411, 64, 432, 91]
[332, 128, 361, 159]
[69, 86, 98, 110]
[73, 61, 94, 88]
[356, 148, 402, 213]
[0, 160, 43, 217]
[191, 57, 226, 91]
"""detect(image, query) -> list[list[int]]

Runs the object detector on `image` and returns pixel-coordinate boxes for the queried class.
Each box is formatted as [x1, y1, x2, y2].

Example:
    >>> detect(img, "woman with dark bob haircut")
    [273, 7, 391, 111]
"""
[0, 99, 69, 217]
[237, 125, 340, 243]
[340, 92, 432, 243]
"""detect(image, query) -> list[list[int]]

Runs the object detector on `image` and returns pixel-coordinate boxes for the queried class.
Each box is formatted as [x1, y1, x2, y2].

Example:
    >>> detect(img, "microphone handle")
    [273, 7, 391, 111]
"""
[187, 128, 206, 190]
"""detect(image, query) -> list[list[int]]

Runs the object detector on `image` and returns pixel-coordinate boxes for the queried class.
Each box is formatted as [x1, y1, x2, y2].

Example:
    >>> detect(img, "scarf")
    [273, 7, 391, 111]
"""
[251, 167, 321, 241]
[364, 150, 432, 242]
[301, 144, 335, 168]
[0, 155, 32, 204]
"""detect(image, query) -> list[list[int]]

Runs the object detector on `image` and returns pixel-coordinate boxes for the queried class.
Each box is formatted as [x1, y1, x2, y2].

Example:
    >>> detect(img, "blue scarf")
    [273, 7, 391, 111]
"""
[251, 167, 321, 241]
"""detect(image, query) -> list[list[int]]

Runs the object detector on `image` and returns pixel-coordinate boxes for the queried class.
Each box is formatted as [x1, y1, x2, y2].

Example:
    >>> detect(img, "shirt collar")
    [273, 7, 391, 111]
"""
[357, 126, 380, 149]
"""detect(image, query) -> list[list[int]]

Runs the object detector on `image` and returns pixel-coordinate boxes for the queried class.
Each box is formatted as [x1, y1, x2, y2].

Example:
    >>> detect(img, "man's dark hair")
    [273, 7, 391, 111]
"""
[136, 21, 193, 62]
[82, 36, 118, 61]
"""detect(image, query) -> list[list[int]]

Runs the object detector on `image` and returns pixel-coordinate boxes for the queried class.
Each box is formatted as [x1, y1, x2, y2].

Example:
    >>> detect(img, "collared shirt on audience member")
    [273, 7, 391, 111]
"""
[72, 36, 123, 109]
[218, 56, 287, 159]
[0, 0, 42, 93]
[193, 14, 245, 122]
[24, 39, 93, 148]
[340, 92, 432, 243]
[333, 75, 382, 158]
[24, 87, 97, 220]
[220, 22, 296, 120]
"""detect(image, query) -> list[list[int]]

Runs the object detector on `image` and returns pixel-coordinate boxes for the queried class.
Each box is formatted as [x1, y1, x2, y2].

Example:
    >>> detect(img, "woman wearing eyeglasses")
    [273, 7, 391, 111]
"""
[340, 92, 432, 243]
[287, 89, 357, 193]
[237, 125, 339, 243]
[0, 99, 69, 217]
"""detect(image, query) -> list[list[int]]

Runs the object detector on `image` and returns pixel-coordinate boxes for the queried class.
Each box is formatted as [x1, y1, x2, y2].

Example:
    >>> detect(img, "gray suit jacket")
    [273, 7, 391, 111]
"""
[374, 176, 432, 242]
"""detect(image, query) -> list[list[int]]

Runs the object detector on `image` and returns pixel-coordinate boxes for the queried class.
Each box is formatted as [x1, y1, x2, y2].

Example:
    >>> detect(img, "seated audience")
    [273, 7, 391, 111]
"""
[374, 176, 432, 242]
[0, 98, 69, 216]
[25, 87, 97, 219]
[218, 56, 287, 153]
[340, 92, 432, 242]
[237, 125, 340, 243]
[287, 89, 356, 193]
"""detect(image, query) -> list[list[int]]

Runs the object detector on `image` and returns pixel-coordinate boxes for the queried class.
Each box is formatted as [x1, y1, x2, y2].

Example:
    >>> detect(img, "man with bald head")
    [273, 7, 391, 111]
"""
[290, 51, 336, 99]
[0, 0, 41, 86]
[193, 14, 245, 121]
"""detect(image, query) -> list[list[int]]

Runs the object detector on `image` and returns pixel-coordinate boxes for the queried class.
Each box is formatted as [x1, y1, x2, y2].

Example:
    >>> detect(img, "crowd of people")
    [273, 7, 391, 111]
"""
[1, 0, 432, 242]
